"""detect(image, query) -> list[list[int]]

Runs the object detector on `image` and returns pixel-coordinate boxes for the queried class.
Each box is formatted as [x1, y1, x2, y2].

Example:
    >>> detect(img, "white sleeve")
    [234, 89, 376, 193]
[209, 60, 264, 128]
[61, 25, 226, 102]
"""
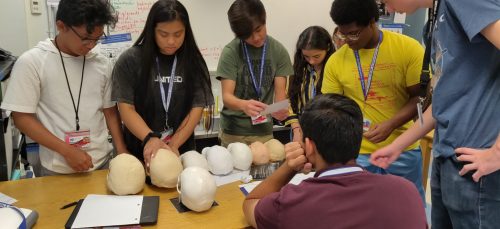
[102, 59, 115, 109]
[1, 51, 41, 113]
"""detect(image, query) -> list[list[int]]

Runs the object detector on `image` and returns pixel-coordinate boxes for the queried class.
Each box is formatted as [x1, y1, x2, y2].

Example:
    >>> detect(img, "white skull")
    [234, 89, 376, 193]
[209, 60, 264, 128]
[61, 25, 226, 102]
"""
[107, 153, 145, 195]
[227, 142, 252, 170]
[177, 167, 217, 212]
[250, 141, 270, 165]
[149, 149, 183, 188]
[204, 145, 233, 175]
[180, 150, 209, 170]
[265, 139, 285, 161]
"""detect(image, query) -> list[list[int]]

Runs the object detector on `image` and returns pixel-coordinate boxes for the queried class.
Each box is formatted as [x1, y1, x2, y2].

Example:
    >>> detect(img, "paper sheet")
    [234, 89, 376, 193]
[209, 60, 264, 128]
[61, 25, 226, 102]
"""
[71, 194, 143, 228]
[213, 170, 250, 187]
[260, 100, 290, 116]
[238, 172, 315, 195]
[0, 192, 17, 204]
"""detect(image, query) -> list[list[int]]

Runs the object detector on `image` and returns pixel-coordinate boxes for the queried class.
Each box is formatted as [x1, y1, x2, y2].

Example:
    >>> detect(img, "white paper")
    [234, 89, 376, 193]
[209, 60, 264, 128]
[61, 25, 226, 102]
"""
[0, 192, 17, 204]
[0, 208, 33, 228]
[238, 172, 315, 195]
[260, 99, 290, 116]
[213, 170, 250, 187]
[71, 194, 143, 228]
[393, 13, 407, 24]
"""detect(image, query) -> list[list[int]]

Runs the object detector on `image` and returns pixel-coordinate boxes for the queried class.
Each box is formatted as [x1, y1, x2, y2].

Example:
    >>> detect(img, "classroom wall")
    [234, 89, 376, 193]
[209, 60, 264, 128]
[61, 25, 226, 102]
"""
[0, 0, 49, 56]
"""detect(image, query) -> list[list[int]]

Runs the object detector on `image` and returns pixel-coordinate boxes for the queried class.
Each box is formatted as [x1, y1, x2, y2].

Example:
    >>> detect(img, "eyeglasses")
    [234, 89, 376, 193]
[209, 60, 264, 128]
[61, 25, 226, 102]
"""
[334, 29, 363, 41]
[69, 26, 107, 45]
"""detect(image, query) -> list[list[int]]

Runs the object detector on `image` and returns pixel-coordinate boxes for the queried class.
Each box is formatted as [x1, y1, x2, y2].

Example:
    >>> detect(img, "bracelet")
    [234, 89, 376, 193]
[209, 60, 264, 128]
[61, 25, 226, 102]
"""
[292, 126, 301, 131]
[142, 131, 161, 148]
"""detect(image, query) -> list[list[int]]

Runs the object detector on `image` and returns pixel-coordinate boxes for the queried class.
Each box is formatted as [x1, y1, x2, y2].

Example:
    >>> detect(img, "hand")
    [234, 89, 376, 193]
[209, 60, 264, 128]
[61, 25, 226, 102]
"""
[369, 144, 404, 169]
[62, 146, 94, 172]
[456, 143, 500, 182]
[271, 109, 289, 121]
[284, 142, 312, 174]
[242, 99, 267, 117]
[363, 121, 395, 143]
[143, 137, 170, 167]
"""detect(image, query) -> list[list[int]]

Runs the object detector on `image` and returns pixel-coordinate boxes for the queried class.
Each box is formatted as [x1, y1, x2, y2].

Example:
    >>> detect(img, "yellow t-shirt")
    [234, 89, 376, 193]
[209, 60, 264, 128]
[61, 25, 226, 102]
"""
[322, 30, 424, 154]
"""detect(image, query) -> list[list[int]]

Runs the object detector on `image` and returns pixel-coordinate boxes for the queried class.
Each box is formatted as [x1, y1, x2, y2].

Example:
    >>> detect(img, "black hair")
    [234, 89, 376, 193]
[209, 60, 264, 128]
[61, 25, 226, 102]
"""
[227, 0, 266, 39]
[330, 0, 379, 27]
[56, 0, 117, 34]
[300, 94, 363, 164]
[133, 0, 212, 130]
[289, 26, 335, 116]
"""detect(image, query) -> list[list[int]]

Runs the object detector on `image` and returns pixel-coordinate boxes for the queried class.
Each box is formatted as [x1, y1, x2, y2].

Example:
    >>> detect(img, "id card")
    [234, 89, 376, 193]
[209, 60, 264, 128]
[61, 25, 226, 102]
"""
[161, 128, 174, 143]
[251, 115, 269, 125]
[65, 130, 91, 149]
[362, 118, 372, 132]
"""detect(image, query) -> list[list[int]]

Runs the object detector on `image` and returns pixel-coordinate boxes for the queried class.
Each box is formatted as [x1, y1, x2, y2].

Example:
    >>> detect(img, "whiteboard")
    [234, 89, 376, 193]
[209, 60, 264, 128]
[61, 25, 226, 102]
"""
[110, 0, 335, 71]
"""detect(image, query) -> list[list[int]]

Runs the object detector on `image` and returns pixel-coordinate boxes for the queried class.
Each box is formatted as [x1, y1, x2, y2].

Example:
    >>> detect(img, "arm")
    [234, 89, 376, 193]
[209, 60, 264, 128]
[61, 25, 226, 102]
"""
[370, 105, 435, 168]
[364, 84, 421, 143]
[243, 141, 309, 227]
[271, 76, 289, 121]
[481, 19, 500, 49]
[168, 107, 203, 155]
[12, 112, 93, 172]
[221, 79, 267, 117]
[103, 106, 128, 154]
[117, 102, 170, 165]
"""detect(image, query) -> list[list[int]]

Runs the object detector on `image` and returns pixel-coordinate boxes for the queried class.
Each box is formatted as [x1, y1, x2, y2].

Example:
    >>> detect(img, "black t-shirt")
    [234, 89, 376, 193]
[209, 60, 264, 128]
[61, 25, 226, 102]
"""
[112, 46, 213, 161]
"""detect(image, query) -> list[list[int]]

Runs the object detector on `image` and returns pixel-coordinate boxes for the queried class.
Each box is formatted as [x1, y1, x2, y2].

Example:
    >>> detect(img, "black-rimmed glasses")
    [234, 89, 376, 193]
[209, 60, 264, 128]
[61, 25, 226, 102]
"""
[69, 26, 107, 45]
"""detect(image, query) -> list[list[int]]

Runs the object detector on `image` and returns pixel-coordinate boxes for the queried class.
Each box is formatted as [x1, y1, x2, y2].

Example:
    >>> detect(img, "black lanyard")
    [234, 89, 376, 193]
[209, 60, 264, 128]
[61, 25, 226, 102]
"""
[420, 0, 440, 96]
[54, 36, 85, 131]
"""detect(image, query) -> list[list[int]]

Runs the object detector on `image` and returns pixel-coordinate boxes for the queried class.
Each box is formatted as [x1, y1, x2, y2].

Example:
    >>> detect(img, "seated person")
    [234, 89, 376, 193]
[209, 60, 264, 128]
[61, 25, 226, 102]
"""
[242, 94, 427, 229]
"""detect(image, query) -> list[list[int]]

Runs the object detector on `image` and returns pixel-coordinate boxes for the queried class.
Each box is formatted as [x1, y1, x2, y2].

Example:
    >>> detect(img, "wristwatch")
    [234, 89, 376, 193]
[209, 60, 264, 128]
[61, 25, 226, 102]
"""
[142, 131, 162, 147]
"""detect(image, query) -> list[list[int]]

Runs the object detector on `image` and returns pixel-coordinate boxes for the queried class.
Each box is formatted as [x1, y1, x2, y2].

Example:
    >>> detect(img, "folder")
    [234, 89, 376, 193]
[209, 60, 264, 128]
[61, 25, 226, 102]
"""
[65, 195, 159, 229]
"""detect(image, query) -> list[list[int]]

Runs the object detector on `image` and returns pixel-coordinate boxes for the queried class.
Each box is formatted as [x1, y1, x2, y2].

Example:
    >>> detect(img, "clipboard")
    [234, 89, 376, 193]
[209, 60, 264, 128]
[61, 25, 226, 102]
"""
[65, 196, 159, 229]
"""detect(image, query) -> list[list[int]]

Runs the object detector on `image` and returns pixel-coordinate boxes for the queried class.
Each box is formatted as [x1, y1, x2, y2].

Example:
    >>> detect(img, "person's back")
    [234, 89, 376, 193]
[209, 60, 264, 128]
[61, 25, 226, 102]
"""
[255, 171, 426, 229]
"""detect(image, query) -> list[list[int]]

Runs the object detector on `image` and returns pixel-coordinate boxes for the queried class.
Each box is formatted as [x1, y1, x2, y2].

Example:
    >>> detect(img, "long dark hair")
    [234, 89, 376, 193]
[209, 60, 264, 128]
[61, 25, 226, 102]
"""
[289, 26, 334, 115]
[134, 0, 211, 127]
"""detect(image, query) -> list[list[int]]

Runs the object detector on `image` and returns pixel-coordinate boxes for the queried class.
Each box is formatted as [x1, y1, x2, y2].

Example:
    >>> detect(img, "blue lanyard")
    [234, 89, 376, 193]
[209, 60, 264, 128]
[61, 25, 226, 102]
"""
[309, 68, 317, 98]
[242, 39, 267, 99]
[354, 31, 383, 101]
[316, 166, 363, 178]
[155, 56, 177, 128]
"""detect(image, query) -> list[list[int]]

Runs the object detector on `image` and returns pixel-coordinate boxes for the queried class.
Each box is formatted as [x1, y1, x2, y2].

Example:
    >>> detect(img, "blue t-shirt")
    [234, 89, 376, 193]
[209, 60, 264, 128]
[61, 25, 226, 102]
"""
[431, 0, 500, 157]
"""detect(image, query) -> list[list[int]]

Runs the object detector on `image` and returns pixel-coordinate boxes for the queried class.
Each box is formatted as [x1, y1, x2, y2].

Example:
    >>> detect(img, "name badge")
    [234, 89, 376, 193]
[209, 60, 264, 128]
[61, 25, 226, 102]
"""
[65, 130, 91, 150]
[251, 114, 269, 125]
[160, 128, 174, 143]
[363, 118, 372, 132]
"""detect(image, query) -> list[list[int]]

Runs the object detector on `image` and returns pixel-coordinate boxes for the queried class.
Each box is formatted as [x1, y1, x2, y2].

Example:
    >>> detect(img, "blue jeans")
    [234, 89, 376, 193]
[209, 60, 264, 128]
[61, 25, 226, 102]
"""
[357, 148, 425, 203]
[431, 156, 500, 229]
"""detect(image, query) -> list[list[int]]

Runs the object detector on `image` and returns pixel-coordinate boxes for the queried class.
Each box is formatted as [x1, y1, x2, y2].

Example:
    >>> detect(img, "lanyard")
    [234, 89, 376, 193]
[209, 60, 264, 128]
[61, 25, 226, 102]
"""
[155, 55, 177, 129]
[309, 67, 317, 98]
[316, 166, 363, 178]
[354, 31, 382, 101]
[242, 39, 267, 99]
[55, 37, 85, 131]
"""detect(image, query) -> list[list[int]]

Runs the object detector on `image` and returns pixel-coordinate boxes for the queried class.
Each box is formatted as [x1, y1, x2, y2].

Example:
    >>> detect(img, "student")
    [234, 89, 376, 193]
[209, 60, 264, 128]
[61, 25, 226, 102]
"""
[332, 27, 346, 50]
[370, 0, 500, 227]
[112, 0, 213, 166]
[243, 94, 427, 229]
[322, 0, 425, 201]
[0, 0, 127, 176]
[217, 0, 293, 147]
[285, 26, 334, 143]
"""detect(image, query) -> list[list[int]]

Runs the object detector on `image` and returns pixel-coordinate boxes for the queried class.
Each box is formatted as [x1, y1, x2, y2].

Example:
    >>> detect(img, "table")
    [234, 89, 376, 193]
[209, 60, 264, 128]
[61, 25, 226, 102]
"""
[0, 170, 250, 228]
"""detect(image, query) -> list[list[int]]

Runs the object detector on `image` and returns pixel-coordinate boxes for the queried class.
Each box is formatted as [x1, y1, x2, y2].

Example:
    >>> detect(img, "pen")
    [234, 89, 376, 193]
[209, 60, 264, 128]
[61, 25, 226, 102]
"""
[60, 201, 78, 210]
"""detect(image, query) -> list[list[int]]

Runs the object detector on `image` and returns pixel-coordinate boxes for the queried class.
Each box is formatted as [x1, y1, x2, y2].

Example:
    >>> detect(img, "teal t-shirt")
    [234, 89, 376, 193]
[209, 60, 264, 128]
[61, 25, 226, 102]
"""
[217, 36, 293, 136]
